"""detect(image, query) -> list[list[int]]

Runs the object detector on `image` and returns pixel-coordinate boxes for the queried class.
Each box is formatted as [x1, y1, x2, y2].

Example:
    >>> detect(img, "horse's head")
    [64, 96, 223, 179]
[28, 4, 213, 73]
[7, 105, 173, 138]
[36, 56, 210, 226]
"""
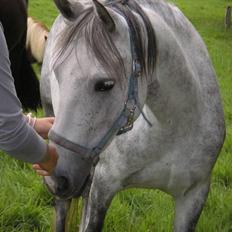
[44, 0, 156, 199]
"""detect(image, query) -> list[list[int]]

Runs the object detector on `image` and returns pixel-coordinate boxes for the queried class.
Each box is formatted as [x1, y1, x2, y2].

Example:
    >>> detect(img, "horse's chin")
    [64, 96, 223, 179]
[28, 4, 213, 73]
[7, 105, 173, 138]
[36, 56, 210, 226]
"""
[43, 173, 91, 200]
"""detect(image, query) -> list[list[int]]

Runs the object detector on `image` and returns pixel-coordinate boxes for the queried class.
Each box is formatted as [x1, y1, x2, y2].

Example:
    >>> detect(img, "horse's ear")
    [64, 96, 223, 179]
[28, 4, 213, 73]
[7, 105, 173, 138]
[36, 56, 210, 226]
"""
[54, 0, 84, 20]
[92, 0, 115, 33]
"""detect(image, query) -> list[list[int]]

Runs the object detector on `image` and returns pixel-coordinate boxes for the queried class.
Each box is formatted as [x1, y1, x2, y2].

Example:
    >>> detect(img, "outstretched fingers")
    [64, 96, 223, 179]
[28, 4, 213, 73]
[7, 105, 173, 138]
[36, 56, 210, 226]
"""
[32, 164, 51, 176]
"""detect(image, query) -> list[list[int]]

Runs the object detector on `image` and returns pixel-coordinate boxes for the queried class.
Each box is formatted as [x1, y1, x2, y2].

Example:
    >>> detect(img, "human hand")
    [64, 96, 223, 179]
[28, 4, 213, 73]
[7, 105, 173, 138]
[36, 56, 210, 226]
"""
[34, 117, 55, 139]
[32, 145, 58, 176]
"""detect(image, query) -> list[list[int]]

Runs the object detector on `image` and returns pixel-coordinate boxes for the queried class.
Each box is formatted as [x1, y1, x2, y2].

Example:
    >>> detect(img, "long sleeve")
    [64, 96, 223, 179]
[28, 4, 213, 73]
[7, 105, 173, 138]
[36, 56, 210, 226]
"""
[0, 23, 47, 163]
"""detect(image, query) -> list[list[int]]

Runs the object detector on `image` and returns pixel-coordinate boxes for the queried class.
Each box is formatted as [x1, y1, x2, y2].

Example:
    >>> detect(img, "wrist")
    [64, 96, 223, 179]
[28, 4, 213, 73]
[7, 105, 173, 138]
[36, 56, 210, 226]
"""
[39, 144, 51, 164]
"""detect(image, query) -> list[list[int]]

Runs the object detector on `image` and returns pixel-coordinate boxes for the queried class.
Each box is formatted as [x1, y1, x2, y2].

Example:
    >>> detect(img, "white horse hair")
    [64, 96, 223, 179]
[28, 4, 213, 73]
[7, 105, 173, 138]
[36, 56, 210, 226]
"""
[26, 16, 49, 63]
[41, 0, 225, 231]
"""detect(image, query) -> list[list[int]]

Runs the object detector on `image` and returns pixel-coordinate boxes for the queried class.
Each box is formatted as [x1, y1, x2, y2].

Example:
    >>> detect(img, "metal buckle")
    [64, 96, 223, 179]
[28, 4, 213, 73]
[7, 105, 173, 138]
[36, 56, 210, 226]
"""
[117, 102, 136, 135]
[126, 105, 136, 125]
[117, 124, 133, 135]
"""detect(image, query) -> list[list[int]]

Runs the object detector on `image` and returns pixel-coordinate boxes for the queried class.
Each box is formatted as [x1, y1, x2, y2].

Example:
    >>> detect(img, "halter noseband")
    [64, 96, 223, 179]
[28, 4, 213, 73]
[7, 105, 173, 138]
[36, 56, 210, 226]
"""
[48, 2, 152, 166]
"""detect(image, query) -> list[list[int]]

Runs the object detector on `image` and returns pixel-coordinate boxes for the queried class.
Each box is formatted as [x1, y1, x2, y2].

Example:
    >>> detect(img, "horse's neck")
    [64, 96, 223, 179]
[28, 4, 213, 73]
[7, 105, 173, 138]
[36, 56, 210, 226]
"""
[142, 6, 204, 126]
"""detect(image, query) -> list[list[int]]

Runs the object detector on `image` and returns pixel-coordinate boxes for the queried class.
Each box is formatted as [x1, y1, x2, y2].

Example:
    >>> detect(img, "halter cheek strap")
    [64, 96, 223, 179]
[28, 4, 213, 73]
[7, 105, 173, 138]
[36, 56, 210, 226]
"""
[48, 2, 152, 166]
[48, 58, 152, 165]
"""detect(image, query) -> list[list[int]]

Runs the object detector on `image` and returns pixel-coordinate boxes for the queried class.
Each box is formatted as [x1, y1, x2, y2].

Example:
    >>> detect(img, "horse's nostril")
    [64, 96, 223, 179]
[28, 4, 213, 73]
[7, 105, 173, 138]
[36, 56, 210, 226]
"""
[57, 176, 69, 193]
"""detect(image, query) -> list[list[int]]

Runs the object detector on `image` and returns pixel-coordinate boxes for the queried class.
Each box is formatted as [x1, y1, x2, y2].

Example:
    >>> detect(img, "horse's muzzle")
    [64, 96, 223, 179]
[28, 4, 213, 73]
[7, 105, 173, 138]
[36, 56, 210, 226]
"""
[43, 160, 92, 199]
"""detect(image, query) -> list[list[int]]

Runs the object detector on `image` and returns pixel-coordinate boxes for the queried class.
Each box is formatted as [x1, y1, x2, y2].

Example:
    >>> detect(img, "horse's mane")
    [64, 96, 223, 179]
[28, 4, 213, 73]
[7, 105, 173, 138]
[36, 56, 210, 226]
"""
[54, 0, 157, 81]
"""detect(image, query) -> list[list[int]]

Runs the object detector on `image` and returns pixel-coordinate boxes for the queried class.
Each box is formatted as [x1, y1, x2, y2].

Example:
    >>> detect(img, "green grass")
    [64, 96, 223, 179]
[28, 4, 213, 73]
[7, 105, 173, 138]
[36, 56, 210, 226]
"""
[0, 0, 232, 231]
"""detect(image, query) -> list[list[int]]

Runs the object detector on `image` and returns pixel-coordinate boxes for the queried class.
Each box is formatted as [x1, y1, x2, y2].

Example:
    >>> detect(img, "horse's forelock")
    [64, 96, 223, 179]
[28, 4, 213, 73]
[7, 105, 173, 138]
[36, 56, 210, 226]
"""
[54, 0, 156, 81]
[53, 6, 125, 81]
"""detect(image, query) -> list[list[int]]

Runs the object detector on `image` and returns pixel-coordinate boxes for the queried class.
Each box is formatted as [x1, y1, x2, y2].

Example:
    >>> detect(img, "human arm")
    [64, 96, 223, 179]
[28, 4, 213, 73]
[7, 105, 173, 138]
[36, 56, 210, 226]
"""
[0, 23, 58, 174]
[26, 114, 58, 176]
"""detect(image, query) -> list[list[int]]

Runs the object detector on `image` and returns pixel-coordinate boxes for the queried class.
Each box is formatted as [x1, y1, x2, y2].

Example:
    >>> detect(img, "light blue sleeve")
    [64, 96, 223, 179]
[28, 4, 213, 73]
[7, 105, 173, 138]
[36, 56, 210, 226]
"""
[0, 23, 47, 163]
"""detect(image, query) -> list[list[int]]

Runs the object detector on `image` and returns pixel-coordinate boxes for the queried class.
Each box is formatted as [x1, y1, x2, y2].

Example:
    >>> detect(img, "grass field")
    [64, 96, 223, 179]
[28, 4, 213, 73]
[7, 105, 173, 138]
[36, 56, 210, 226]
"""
[0, 0, 232, 231]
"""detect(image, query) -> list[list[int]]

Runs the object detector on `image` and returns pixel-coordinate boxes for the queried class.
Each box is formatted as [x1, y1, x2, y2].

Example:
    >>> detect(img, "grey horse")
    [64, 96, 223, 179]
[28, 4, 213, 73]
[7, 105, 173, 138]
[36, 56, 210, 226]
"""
[41, 0, 225, 231]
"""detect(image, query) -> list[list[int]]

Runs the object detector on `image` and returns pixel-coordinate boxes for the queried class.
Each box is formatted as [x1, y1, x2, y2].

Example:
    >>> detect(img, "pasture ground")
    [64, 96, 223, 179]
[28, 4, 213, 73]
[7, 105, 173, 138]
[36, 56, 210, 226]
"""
[0, 0, 231, 231]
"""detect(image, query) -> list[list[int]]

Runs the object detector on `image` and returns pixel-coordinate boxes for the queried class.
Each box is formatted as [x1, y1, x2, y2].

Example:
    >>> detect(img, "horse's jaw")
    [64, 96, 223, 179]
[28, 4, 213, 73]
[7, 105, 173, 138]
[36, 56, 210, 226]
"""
[44, 173, 92, 201]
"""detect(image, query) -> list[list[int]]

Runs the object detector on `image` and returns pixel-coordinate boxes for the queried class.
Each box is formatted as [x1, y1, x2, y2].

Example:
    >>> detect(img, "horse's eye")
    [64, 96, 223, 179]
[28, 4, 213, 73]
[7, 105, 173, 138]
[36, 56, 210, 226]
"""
[95, 79, 115, 92]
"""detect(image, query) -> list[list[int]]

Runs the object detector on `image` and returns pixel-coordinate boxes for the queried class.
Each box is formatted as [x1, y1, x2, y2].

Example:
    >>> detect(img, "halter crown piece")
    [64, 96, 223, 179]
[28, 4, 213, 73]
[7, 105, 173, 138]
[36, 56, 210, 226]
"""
[49, 1, 152, 166]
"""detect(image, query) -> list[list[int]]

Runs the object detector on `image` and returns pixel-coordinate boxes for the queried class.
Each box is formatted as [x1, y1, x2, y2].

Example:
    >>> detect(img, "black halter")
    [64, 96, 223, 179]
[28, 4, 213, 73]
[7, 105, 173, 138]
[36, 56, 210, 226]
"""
[48, 1, 152, 166]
